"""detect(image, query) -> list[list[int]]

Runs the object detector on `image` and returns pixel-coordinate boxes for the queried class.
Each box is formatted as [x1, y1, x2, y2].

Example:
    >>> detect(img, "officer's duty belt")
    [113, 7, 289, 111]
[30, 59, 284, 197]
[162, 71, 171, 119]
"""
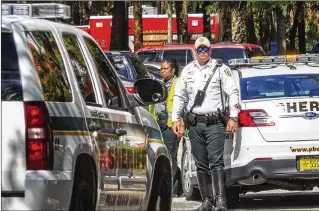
[186, 113, 220, 126]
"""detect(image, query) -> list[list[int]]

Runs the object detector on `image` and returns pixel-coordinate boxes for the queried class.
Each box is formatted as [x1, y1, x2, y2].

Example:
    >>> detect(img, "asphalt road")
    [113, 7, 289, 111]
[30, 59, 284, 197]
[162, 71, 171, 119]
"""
[99, 189, 319, 210]
[172, 189, 319, 211]
[99, 142, 319, 211]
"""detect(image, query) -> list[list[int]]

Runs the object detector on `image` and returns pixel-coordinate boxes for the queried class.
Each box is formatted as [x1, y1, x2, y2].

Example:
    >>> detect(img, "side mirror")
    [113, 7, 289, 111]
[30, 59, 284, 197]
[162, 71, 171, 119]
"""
[133, 78, 168, 106]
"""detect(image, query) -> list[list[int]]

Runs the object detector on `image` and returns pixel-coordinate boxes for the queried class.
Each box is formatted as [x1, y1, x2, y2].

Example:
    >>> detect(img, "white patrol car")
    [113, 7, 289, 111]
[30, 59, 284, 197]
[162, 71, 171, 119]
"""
[1, 16, 172, 211]
[180, 54, 319, 208]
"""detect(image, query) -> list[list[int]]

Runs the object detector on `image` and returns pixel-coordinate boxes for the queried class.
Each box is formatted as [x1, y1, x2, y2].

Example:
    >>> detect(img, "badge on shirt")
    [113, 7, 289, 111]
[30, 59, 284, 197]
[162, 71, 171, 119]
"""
[224, 69, 232, 77]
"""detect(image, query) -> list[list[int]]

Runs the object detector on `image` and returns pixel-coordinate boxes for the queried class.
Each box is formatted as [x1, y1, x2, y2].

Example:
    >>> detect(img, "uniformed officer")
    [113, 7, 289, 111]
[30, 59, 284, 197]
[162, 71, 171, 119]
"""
[171, 37, 239, 211]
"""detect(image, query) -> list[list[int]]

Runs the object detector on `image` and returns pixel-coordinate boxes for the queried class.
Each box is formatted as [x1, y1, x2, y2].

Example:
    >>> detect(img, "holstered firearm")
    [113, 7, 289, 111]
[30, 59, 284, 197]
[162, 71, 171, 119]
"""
[217, 108, 230, 127]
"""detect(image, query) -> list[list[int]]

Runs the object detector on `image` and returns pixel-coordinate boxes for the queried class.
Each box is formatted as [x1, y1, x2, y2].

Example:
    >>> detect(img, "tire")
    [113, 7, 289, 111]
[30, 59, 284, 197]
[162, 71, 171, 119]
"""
[226, 186, 240, 209]
[147, 162, 172, 211]
[69, 179, 95, 211]
[181, 148, 201, 201]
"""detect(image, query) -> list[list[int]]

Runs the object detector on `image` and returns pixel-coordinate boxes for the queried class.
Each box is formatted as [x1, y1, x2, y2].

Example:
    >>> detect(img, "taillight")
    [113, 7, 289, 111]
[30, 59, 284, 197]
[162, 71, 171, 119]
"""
[238, 109, 275, 127]
[126, 87, 134, 94]
[25, 101, 53, 170]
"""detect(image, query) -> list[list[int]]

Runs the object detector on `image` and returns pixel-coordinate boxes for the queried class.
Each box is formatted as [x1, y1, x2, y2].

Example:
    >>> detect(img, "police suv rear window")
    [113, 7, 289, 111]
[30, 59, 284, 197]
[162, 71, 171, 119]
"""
[27, 31, 72, 102]
[1, 32, 23, 101]
[240, 74, 319, 100]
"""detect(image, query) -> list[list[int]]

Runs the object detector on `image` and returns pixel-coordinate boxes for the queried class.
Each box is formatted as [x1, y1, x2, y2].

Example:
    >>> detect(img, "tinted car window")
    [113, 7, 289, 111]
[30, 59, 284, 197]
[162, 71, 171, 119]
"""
[27, 31, 72, 102]
[106, 55, 130, 80]
[1, 32, 23, 101]
[211, 48, 246, 65]
[84, 38, 122, 108]
[145, 65, 161, 79]
[127, 54, 148, 79]
[62, 33, 98, 105]
[163, 50, 187, 66]
[240, 74, 319, 100]
[137, 51, 158, 62]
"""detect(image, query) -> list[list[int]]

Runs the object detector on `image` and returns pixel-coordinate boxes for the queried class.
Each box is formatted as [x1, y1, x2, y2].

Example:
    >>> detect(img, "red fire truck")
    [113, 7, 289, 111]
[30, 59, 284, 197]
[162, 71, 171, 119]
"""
[78, 13, 219, 52]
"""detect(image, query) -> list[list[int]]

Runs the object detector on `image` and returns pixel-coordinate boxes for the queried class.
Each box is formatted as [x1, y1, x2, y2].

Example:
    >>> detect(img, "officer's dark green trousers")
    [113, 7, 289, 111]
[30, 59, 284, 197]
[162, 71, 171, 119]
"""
[189, 123, 225, 172]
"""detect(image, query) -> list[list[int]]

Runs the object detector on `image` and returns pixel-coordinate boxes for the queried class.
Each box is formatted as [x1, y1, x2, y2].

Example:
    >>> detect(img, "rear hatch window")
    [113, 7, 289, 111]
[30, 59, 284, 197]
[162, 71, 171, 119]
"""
[1, 32, 22, 101]
[211, 48, 246, 65]
[240, 74, 319, 142]
[241, 74, 319, 100]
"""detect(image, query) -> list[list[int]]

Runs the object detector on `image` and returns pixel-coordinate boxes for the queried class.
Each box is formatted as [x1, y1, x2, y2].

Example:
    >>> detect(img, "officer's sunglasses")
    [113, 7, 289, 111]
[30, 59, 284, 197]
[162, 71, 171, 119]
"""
[196, 47, 210, 53]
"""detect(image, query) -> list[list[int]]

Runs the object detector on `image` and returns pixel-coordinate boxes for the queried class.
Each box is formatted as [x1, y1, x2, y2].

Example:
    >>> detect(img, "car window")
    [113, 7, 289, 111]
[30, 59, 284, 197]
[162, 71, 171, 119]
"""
[211, 48, 246, 65]
[1, 32, 23, 101]
[127, 54, 148, 79]
[106, 55, 130, 80]
[240, 74, 319, 100]
[186, 49, 194, 65]
[246, 47, 266, 58]
[62, 33, 98, 105]
[163, 50, 187, 66]
[137, 50, 158, 62]
[27, 31, 72, 102]
[84, 38, 122, 108]
[145, 65, 161, 78]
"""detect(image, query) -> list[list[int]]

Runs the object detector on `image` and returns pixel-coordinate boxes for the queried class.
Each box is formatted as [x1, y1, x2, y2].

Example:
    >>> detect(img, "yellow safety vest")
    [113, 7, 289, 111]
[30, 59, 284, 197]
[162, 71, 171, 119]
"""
[149, 77, 178, 128]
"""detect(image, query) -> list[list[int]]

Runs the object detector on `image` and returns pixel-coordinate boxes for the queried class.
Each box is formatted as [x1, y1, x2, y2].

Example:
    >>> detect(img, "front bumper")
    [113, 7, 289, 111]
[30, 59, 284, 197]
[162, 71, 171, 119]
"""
[2, 170, 73, 210]
[226, 159, 319, 186]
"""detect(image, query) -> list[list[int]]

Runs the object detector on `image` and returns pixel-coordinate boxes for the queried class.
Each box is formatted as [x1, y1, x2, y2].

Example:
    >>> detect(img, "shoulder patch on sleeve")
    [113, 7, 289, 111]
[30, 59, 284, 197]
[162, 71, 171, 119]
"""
[224, 68, 232, 77]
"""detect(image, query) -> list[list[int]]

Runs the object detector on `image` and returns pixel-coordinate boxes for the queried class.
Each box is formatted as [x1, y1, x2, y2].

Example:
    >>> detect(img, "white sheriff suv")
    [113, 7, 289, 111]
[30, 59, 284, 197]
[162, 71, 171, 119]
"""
[2, 16, 172, 211]
[181, 54, 319, 208]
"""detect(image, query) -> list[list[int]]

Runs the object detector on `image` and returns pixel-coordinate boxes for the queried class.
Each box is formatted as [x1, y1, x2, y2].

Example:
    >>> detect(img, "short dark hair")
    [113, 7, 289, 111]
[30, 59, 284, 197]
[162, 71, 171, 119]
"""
[160, 58, 180, 77]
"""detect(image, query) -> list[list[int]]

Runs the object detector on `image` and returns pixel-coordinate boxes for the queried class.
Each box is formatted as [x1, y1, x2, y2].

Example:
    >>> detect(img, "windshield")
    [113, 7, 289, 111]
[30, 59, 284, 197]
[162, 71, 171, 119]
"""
[211, 48, 246, 64]
[240, 74, 319, 100]
[1, 32, 23, 101]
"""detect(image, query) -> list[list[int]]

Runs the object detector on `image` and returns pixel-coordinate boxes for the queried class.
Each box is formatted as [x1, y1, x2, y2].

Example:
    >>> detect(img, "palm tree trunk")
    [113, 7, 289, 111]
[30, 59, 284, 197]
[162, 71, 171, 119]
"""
[289, 2, 302, 51]
[275, 7, 286, 55]
[246, 5, 257, 44]
[219, 1, 232, 42]
[175, 1, 188, 44]
[133, 1, 143, 51]
[167, 1, 173, 44]
[202, 1, 211, 39]
[110, 2, 128, 50]
[297, 2, 306, 54]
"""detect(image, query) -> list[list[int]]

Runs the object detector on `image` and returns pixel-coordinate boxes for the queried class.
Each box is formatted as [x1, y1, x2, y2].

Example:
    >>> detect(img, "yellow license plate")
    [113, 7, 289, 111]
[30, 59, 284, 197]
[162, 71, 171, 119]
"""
[299, 157, 319, 171]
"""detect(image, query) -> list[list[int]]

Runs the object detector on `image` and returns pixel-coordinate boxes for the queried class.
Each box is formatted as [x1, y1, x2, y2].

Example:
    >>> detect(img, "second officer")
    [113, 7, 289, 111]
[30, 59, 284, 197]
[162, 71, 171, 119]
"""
[171, 37, 239, 211]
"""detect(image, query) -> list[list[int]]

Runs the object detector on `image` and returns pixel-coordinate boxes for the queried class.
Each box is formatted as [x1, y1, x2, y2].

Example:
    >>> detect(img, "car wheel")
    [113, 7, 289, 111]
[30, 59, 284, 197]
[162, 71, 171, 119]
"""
[227, 186, 240, 209]
[147, 162, 172, 211]
[69, 179, 94, 211]
[181, 148, 201, 200]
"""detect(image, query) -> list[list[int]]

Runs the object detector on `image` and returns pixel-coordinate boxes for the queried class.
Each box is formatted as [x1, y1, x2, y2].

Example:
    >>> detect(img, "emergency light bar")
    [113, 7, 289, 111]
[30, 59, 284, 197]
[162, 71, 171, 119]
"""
[228, 54, 319, 67]
[2, 3, 71, 20]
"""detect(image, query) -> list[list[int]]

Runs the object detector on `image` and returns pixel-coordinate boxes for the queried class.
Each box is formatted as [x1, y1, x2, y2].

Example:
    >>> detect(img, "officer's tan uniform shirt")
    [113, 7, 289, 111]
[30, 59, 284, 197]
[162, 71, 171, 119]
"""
[172, 59, 239, 122]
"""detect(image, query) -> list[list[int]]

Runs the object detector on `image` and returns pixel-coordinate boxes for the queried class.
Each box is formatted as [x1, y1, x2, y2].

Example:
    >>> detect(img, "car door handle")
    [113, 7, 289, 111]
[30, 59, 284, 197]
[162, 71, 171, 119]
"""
[113, 128, 127, 136]
[88, 123, 101, 132]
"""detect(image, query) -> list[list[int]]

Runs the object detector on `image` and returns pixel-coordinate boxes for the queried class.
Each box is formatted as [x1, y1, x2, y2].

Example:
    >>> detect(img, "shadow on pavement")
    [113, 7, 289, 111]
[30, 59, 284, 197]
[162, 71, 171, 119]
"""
[237, 192, 319, 210]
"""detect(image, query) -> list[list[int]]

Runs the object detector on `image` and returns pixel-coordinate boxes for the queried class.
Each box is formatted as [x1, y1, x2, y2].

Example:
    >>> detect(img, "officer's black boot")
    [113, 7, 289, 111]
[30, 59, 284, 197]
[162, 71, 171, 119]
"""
[212, 168, 227, 211]
[195, 170, 214, 211]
